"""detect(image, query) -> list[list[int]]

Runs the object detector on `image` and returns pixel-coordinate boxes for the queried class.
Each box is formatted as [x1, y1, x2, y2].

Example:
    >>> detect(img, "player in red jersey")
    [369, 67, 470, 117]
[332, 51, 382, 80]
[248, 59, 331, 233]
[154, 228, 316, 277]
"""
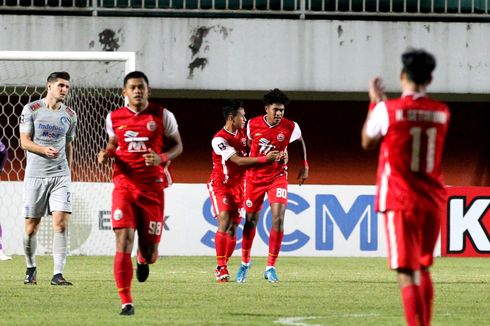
[361, 49, 450, 326]
[208, 100, 281, 282]
[236, 89, 308, 283]
[98, 71, 183, 316]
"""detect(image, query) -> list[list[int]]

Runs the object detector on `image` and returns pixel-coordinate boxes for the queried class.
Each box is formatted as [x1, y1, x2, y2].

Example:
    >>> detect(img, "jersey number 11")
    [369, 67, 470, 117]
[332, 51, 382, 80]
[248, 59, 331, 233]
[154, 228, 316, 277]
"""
[409, 127, 437, 173]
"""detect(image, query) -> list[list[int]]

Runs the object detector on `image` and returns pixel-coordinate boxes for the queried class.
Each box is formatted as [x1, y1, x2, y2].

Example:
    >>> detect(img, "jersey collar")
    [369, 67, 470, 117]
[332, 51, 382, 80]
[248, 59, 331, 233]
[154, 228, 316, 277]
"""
[262, 115, 280, 128]
[126, 102, 149, 115]
[223, 127, 238, 136]
[402, 91, 426, 100]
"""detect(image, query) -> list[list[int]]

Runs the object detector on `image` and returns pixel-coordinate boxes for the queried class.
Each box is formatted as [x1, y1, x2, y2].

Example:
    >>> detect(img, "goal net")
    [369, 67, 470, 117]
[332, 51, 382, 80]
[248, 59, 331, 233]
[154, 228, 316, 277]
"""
[0, 51, 135, 255]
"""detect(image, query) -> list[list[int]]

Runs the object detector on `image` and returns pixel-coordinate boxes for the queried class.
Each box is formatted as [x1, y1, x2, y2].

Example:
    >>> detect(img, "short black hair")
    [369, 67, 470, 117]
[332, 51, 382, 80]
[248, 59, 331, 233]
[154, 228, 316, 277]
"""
[401, 48, 436, 85]
[222, 100, 244, 120]
[124, 71, 149, 87]
[47, 72, 70, 83]
[263, 88, 290, 106]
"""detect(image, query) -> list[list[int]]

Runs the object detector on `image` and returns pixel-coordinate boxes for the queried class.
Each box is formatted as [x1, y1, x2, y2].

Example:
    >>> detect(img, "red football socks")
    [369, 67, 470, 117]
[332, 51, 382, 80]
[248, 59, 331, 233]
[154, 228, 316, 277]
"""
[225, 234, 237, 263]
[241, 225, 256, 264]
[420, 270, 434, 325]
[267, 228, 284, 267]
[114, 252, 133, 305]
[215, 231, 227, 266]
[401, 284, 425, 326]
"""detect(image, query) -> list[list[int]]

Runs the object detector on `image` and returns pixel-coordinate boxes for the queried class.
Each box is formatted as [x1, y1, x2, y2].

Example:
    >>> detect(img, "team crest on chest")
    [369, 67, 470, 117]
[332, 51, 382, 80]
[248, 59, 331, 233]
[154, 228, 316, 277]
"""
[147, 120, 157, 131]
[241, 138, 247, 146]
[277, 133, 285, 142]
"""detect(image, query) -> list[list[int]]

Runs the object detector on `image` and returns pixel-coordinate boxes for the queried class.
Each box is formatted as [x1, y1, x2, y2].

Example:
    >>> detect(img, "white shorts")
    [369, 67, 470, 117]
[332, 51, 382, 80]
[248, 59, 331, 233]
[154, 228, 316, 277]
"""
[23, 176, 72, 218]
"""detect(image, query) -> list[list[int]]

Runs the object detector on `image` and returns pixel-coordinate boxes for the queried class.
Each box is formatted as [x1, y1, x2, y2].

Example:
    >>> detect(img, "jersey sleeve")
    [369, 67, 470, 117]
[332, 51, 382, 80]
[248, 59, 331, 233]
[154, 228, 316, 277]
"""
[163, 109, 179, 137]
[290, 122, 302, 143]
[106, 112, 115, 138]
[66, 113, 77, 142]
[365, 101, 389, 138]
[212, 137, 237, 161]
[19, 104, 34, 135]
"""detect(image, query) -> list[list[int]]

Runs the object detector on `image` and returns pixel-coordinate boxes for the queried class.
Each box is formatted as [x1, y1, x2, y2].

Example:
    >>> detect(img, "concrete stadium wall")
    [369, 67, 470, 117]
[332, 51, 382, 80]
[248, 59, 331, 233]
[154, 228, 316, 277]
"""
[1, 15, 489, 95]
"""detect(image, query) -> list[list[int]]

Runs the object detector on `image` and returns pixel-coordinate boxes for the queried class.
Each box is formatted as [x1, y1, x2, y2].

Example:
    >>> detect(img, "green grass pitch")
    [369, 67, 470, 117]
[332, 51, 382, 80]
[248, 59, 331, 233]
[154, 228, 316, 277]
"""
[0, 256, 489, 325]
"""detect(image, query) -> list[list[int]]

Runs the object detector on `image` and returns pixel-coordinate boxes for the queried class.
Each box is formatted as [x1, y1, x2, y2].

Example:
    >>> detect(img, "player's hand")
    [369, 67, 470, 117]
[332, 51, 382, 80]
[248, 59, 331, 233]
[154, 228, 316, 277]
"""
[143, 148, 163, 166]
[280, 150, 288, 164]
[44, 146, 59, 158]
[265, 150, 281, 162]
[369, 77, 387, 103]
[297, 166, 309, 185]
[97, 150, 109, 164]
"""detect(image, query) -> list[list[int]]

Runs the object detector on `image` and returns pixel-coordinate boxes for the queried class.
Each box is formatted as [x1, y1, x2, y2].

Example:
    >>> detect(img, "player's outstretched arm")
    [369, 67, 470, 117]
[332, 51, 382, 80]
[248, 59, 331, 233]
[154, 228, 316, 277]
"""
[294, 137, 308, 185]
[229, 150, 281, 166]
[20, 132, 59, 158]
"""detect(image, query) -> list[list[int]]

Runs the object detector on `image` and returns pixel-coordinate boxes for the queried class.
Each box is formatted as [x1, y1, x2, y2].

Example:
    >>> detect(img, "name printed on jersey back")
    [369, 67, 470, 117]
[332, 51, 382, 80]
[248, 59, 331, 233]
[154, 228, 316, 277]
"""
[395, 109, 448, 124]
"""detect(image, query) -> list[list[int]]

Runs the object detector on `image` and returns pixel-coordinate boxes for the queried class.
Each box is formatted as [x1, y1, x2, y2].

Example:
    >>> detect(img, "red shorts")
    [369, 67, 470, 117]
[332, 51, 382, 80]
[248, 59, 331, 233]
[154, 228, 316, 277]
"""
[111, 179, 165, 245]
[207, 179, 244, 224]
[382, 209, 441, 271]
[244, 177, 288, 213]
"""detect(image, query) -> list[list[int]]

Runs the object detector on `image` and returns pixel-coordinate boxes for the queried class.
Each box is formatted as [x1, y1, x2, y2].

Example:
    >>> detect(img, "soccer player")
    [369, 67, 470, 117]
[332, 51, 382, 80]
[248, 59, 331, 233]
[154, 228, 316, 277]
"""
[0, 140, 12, 261]
[97, 71, 183, 316]
[19, 72, 77, 285]
[236, 89, 308, 283]
[208, 100, 281, 282]
[361, 49, 450, 326]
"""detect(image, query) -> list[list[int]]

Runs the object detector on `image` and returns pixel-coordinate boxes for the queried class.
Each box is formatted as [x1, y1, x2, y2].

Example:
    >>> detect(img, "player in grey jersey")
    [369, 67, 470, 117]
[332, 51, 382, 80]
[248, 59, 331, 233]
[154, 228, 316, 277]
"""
[19, 72, 77, 286]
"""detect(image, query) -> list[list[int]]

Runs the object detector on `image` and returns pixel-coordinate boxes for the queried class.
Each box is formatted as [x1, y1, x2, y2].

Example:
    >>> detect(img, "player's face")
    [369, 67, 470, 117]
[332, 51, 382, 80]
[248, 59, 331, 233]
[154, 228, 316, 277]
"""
[47, 79, 70, 102]
[265, 103, 285, 125]
[232, 108, 247, 129]
[124, 78, 149, 109]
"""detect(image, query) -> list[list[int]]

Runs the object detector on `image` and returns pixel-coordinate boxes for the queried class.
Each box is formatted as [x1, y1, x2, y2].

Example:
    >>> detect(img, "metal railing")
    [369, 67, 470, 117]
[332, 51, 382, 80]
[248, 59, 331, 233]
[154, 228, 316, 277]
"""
[1, 0, 489, 18]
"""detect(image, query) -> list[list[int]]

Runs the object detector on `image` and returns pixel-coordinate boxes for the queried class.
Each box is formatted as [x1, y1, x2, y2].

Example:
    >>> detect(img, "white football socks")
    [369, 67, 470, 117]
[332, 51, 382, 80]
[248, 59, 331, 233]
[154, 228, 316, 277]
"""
[23, 233, 37, 268]
[53, 229, 68, 275]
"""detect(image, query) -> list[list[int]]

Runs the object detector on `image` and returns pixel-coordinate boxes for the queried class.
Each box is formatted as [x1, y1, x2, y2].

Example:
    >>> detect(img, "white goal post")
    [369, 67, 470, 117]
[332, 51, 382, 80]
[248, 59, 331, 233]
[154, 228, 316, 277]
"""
[0, 51, 135, 255]
[0, 51, 135, 73]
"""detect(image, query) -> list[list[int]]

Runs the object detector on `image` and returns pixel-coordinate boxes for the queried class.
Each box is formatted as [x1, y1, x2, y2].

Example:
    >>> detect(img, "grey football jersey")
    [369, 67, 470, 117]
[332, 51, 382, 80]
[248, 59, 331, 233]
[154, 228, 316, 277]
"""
[19, 99, 77, 178]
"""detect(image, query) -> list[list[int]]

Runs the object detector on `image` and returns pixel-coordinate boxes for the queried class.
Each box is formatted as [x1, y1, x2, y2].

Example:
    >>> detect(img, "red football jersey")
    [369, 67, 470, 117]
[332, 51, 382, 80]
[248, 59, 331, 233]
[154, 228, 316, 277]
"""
[246, 115, 301, 184]
[366, 93, 450, 212]
[106, 103, 178, 185]
[209, 127, 248, 186]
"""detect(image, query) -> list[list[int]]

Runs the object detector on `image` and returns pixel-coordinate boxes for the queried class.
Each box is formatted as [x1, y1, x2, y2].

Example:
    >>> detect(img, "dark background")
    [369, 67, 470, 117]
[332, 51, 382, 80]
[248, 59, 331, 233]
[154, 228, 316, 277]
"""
[2, 97, 488, 186]
[154, 98, 490, 186]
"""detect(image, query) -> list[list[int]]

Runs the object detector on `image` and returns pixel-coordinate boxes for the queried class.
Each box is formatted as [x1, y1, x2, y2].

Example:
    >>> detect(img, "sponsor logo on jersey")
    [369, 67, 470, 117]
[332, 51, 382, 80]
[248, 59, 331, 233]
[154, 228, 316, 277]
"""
[65, 107, 76, 117]
[38, 123, 64, 132]
[255, 133, 262, 136]
[147, 120, 157, 132]
[124, 130, 149, 153]
[258, 138, 275, 155]
[114, 208, 123, 221]
[42, 131, 62, 139]
[29, 102, 42, 111]
[118, 125, 127, 130]
[277, 133, 285, 142]
[60, 116, 70, 126]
